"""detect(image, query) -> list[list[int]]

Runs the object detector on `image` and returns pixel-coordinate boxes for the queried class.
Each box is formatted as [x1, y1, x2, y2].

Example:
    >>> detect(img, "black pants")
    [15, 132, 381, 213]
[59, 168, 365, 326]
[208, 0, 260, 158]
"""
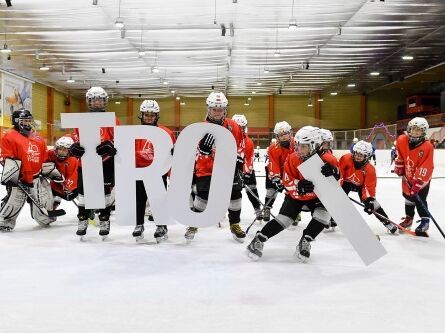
[403, 183, 430, 218]
[136, 175, 168, 226]
[244, 170, 260, 210]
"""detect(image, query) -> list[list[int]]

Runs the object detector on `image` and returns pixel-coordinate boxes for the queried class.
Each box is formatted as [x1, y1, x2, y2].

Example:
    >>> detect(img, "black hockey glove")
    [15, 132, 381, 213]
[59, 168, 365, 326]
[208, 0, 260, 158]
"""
[297, 179, 314, 195]
[321, 162, 339, 180]
[243, 172, 252, 184]
[198, 133, 215, 156]
[363, 197, 375, 215]
[96, 140, 117, 157]
[64, 189, 78, 201]
[233, 171, 244, 189]
[271, 177, 284, 192]
[69, 142, 85, 158]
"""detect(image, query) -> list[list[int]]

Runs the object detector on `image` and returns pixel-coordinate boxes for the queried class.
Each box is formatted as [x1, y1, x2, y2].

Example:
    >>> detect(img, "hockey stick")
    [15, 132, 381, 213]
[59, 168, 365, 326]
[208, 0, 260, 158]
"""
[244, 187, 278, 235]
[403, 177, 445, 239]
[17, 182, 66, 218]
[348, 197, 421, 237]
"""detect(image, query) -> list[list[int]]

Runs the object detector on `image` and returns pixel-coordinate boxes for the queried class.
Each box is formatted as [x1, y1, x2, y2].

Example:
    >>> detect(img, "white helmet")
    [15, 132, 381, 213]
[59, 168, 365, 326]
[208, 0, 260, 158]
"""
[206, 91, 228, 108]
[86, 86, 108, 111]
[407, 117, 428, 144]
[55, 136, 74, 160]
[273, 121, 292, 136]
[256, 146, 260, 149]
[353, 137, 359, 143]
[320, 129, 333, 142]
[295, 126, 322, 158]
[232, 114, 248, 127]
[140, 100, 160, 113]
[353, 140, 373, 158]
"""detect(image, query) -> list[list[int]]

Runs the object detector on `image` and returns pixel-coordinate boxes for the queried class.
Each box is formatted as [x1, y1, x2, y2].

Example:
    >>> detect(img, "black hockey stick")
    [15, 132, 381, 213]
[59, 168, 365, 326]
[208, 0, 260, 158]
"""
[348, 197, 424, 237]
[17, 182, 66, 218]
[403, 177, 445, 239]
[245, 187, 278, 235]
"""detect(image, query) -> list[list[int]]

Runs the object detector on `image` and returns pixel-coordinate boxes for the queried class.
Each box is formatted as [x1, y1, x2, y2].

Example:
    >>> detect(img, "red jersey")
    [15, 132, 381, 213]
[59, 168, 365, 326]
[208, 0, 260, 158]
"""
[267, 139, 295, 179]
[194, 118, 244, 178]
[339, 153, 376, 200]
[396, 134, 434, 195]
[283, 152, 338, 201]
[0, 129, 48, 184]
[243, 134, 254, 174]
[72, 116, 121, 164]
[47, 150, 79, 195]
[135, 125, 176, 168]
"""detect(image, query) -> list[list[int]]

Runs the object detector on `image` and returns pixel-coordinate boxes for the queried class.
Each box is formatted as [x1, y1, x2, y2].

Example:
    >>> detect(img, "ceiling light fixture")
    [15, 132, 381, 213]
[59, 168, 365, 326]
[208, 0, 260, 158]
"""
[176, 96, 180, 100]
[152, 66, 159, 73]
[180, 101, 186, 106]
[115, 101, 121, 105]
[163, 80, 168, 85]
[318, 98, 324, 102]
[244, 102, 250, 106]
[402, 55, 413, 60]
[115, 0, 124, 29]
[39, 64, 50, 71]
[274, 28, 280, 57]
[171, 90, 175, 94]
[370, 71, 380, 76]
[330, 92, 338, 96]
[337, 23, 342, 36]
[252, 91, 256, 94]
[120, 28, 126, 39]
[288, 0, 297, 30]
[67, 76, 75, 83]
[263, 67, 269, 73]
[347, 83, 356, 87]
[1, 44, 11, 53]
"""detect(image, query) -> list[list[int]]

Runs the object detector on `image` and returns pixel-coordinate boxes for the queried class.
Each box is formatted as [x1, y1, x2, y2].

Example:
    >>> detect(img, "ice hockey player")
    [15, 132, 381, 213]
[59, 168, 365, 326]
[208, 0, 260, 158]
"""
[0, 109, 54, 231]
[263, 121, 294, 222]
[246, 126, 338, 262]
[132, 100, 176, 242]
[339, 140, 397, 234]
[185, 92, 245, 243]
[390, 141, 397, 170]
[254, 146, 260, 162]
[232, 114, 262, 222]
[394, 117, 434, 234]
[319, 128, 337, 229]
[46, 136, 79, 210]
[68, 87, 121, 240]
[349, 137, 359, 153]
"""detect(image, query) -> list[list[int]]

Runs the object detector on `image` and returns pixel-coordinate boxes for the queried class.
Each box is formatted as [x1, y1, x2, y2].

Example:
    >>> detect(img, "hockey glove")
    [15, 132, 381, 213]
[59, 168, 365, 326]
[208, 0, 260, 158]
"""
[363, 197, 375, 215]
[243, 172, 252, 184]
[271, 177, 284, 192]
[321, 162, 339, 179]
[394, 160, 405, 176]
[69, 142, 85, 158]
[96, 140, 117, 157]
[64, 189, 78, 201]
[233, 171, 244, 189]
[198, 133, 215, 156]
[410, 179, 425, 196]
[297, 179, 314, 195]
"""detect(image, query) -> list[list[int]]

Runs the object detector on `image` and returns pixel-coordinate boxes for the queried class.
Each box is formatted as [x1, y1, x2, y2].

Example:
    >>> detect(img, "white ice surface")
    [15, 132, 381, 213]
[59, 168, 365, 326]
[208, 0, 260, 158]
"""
[1, 159, 445, 333]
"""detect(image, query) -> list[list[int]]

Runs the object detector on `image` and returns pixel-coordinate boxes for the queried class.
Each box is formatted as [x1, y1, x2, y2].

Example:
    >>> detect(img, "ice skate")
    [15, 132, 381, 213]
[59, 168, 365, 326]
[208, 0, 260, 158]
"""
[99, 219, 110, 241]
[154, 225, 168, 243]
[383, 221, 397, 234]
[246, 232, 265, 261]
[0, 225, 14, 232]
[185, 227, 198, 243]
[76, 219, 88, 241]
[230, 223, 246, 243]
[399, 216, 413, 231]
[324, 218, 337, 232]
[415, 218, 429, 237]
[254, 208, 263, 222]
[263, 208, 271, 222]
[296, 235, 313, 262]
[132, 224, 145, 242]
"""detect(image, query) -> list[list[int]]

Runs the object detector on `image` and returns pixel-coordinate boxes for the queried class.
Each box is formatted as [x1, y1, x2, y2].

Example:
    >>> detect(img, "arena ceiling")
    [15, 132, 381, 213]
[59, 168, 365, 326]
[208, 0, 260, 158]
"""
[0, 0, 444, 98]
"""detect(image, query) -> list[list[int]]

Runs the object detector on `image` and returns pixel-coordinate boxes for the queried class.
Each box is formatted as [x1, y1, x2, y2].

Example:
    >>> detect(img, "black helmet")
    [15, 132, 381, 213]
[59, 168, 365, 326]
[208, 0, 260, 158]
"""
[11, 108, 33, 136]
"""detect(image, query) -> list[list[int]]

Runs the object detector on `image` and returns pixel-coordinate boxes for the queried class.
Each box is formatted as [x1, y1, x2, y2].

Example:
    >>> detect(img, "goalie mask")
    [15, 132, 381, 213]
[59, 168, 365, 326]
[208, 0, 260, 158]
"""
[294, 126, 322, 160]
[273, 121, 292, 148]
[206, 92, 228, 125]
[86, 86, 108, 112]
[352, 140, 373, 169]
[11, 108, 34, 137]
[407, 117, 428, 146]
[139, 99, 160, 126]
[55, 136, 74, 160]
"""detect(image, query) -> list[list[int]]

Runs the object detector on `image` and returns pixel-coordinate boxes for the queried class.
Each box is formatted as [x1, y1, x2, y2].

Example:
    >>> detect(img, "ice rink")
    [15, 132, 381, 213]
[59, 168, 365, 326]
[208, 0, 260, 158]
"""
[1, 156, 445, 333]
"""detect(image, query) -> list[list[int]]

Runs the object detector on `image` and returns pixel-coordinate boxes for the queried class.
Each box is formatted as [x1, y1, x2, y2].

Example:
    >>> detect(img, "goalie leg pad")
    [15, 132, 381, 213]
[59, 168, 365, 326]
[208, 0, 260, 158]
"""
[30, 177, 55, 225]
[1, 158, 21, 185]
[0, 186, 27, 229]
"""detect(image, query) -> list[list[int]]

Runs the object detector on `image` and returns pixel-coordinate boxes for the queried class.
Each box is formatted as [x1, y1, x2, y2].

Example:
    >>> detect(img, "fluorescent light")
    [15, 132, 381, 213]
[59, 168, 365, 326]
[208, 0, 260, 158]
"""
[115, 101, 121, 105]
[163, 80, 168, 85]
[39, 64, 50, 71]
[263, 67, 269, 73]
[274, 49, 281, 57]
[152, 66, 159, 73]
[247, 97, 252, 101]
[330, 92, 338, 96]
[244, 103, 250, 106]
[347, 83, 356, 87]
[256, 82, 262, 86]
[252, 91, 256, 94]
[370, 71, 380, 76]
[180, 101, 186, 105]
[1, 44, 11, 53]
[66, 77, 75, 83]
[288, 17, 298, 31]
[176, 96, 180, 100]
[402, 55, 413, 60]
[115, 18, 124, 29]
[138, 50, 146, 57]
[170, 90, 175, 94]
[318, 98, 324, 102]
[307, 103, 313, 107]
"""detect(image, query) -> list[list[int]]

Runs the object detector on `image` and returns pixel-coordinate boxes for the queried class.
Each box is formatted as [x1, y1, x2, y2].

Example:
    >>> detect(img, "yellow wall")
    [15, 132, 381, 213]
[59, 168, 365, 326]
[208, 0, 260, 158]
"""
[321, 95, 361, 130]
[107, 99, 128, 124]
[71, 96, 80, 113]
[367, 90, 405, 126]
[32, 82, 48, 137]
[275, 96, 315, 129]
[179, 97, 206, 125]
[227, 96, 269, 128]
